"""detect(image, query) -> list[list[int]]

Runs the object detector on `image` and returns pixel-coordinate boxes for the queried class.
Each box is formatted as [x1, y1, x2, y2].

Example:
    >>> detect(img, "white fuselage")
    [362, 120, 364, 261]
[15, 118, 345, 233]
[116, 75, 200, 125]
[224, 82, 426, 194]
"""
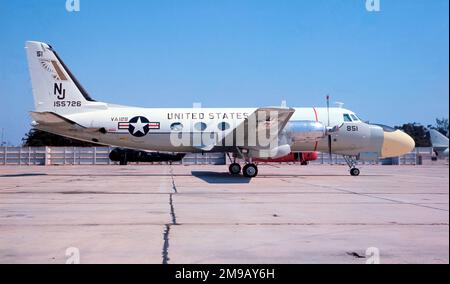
[49, 106, 380, 156]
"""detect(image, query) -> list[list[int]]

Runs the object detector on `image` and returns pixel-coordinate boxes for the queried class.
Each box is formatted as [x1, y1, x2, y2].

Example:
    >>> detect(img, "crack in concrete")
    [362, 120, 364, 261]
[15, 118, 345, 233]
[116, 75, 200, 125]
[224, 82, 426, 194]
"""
[169, 166, 178, 193]
[169, 193, 178, 225]
[162, 224, 171, 264]
[161, 165, 179, 264]
[347, 251, 366, 259]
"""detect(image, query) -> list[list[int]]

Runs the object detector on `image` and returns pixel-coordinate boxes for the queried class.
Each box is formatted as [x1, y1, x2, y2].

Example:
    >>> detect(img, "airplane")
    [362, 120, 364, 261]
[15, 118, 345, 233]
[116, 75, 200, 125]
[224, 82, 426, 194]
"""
[25, 41, 415, 177]
[429, 129, 449, 158]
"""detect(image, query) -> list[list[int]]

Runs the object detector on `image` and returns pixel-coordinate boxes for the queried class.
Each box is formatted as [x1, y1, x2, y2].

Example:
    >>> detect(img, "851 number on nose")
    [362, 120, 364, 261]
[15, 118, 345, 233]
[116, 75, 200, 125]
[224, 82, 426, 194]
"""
[347, 126, 359, 132]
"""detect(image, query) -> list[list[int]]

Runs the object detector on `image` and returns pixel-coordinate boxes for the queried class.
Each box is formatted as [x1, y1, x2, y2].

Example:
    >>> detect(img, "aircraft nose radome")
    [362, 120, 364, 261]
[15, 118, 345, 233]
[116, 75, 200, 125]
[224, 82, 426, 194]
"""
[381, 130, 415, 158]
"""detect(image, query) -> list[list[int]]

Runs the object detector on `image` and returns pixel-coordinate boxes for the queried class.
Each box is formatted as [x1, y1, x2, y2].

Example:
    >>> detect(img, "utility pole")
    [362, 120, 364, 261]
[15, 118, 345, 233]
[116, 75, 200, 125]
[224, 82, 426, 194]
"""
[1, 128, 4, 147]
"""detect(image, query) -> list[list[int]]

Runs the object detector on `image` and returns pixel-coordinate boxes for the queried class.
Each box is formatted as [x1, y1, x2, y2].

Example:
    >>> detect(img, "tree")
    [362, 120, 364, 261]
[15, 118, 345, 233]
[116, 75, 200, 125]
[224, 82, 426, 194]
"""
[22, 128, 100, 147]
[433, 118, 449, 136]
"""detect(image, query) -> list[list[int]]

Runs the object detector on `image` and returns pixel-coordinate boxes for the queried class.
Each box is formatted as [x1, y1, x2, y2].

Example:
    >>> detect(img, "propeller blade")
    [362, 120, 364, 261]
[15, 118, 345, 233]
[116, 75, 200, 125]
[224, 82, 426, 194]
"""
[328, 134, 332, 165]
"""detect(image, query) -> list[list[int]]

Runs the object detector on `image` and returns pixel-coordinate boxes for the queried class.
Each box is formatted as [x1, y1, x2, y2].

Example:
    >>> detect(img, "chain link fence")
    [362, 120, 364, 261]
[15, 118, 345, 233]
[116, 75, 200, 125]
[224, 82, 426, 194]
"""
[0, 146, 434, 166]
[0, 147, 226, 166]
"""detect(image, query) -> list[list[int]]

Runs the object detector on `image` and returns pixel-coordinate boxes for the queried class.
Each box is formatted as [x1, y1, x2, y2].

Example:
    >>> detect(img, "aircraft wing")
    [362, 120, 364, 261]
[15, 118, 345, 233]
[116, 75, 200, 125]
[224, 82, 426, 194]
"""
[218, 107, 296, 149]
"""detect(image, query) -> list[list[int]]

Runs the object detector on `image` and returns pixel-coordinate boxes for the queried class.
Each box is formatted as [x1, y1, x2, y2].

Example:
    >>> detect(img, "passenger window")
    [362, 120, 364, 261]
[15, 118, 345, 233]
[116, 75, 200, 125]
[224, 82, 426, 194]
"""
[218, 122, 230, 131]
[170, 122, 183, 131]
[350, 114, 359, 121]
[343, 114, 353, 122]
[194, 122, 207, 131]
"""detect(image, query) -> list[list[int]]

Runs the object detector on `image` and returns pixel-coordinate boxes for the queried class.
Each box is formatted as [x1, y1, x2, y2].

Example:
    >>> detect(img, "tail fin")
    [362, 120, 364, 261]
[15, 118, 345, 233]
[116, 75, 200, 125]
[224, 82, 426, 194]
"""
[429, 129, 449, 148]
[25, 41, 102, 115]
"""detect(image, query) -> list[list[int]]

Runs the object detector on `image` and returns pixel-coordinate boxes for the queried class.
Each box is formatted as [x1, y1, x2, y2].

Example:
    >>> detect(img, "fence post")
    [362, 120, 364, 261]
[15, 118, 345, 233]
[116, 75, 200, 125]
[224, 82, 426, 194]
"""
[3, 147, 6, 165]
[93, 147, 97, 165]
[44, 146, 50, 165]
[35, 147, 38, 165]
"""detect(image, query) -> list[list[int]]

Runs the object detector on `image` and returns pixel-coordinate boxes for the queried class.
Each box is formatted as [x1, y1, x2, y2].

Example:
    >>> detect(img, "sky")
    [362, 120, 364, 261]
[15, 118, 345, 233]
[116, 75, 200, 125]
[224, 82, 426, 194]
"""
[0, 0, 448, 145]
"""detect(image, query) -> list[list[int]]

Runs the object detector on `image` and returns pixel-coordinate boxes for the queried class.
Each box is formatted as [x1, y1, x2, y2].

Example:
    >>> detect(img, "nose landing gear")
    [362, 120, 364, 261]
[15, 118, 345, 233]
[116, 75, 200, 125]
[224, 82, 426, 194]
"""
[350, 167, 360, 176]
[343, 155, 361, 176]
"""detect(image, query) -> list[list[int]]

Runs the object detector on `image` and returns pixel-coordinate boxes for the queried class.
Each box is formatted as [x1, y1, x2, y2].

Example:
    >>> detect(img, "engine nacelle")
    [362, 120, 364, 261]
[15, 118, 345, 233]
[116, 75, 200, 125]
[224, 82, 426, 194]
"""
[249, 144, 292, 159]
[285, 120, 328, 142]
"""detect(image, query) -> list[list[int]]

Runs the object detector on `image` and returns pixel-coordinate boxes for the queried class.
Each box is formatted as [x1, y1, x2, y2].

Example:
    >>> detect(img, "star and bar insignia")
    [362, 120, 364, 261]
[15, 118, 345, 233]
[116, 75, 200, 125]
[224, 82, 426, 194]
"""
[117, 116, 160, 137]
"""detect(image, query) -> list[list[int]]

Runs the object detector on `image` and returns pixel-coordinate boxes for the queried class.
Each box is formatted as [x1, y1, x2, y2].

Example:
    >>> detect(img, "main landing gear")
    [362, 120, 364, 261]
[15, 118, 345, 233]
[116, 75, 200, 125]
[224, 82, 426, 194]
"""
[242, 163, 258, 178]
[227, 153, 259, 178]
[228, 162, 259, 178]
[229, 163, 241, 175]
[343, 155, 360, 176]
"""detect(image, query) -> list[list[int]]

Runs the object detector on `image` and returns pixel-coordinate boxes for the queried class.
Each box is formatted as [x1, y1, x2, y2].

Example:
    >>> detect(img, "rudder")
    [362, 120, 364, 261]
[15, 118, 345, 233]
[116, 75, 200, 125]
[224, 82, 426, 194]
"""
[25, 41, 98, 115]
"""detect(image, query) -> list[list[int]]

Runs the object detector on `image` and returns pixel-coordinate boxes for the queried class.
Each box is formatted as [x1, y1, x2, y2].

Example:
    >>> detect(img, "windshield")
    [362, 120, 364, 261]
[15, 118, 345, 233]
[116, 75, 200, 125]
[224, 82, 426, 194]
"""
[343, 114, 352, 122]
[350, 114, 360, 121]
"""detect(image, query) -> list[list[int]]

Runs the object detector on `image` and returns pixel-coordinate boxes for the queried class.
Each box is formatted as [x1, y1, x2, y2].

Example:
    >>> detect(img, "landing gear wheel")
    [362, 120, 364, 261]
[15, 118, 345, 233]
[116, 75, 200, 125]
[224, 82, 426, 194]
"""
[350, 168, 360, 176]
[229, 163, 241, 175]
[243, 163, 258, 178]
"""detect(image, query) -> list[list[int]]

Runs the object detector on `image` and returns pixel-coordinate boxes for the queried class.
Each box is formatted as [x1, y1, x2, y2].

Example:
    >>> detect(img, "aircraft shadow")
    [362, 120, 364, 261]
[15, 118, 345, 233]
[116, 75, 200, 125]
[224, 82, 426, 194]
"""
[191, 171, 252, 184]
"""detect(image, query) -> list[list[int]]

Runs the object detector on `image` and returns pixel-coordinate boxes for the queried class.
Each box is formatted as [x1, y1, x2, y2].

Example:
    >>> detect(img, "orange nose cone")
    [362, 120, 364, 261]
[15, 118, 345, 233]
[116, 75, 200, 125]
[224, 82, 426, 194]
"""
[381, 130, 415, 158]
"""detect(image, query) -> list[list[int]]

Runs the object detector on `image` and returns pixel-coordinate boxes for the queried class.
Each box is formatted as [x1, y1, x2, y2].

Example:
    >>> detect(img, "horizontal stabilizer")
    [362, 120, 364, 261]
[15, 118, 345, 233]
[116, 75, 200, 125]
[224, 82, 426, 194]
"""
[30, 112, 99, 133]
[30, 111, 78, 126]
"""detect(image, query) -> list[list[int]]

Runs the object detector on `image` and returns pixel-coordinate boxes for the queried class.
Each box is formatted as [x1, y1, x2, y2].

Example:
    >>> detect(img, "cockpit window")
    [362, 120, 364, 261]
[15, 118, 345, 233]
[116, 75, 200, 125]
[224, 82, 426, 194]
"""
[350, 114, 359, 121]
[343, 114, 353, 122]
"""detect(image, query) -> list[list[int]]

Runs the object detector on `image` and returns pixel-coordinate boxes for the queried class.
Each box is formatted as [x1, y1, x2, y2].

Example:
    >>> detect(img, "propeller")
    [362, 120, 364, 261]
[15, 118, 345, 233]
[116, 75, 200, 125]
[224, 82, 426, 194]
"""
[326, 95, 332, 165]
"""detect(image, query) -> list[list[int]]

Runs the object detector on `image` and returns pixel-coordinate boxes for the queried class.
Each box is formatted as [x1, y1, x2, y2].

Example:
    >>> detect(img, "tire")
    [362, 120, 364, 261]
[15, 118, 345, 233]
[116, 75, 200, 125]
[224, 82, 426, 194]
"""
[229, 163, 241, 175]
[243, 164, 258, 178]
[350, 168, 360, 176]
